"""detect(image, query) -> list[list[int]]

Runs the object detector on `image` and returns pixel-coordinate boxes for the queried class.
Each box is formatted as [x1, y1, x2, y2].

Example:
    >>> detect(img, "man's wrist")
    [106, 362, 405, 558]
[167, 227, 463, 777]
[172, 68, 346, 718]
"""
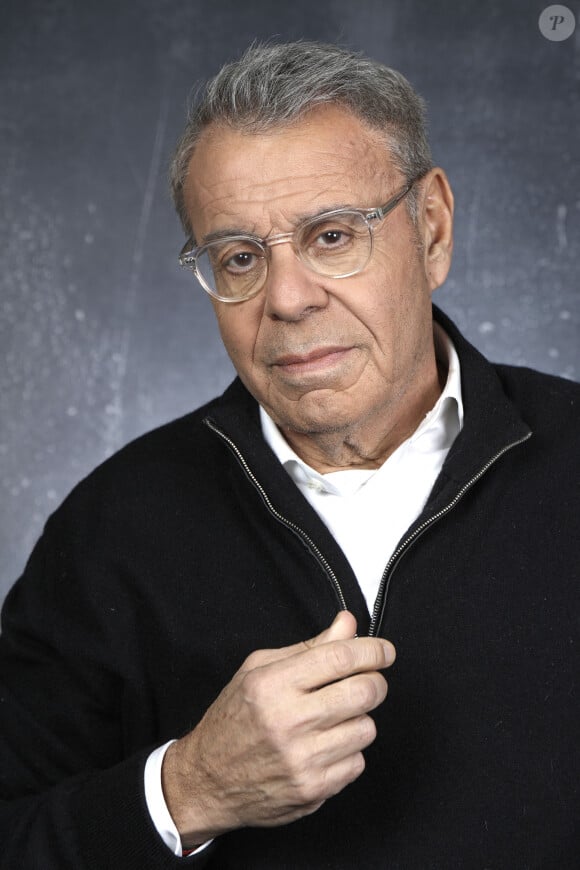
[144, 740, 213, 857]
[161, 736, 217, 846]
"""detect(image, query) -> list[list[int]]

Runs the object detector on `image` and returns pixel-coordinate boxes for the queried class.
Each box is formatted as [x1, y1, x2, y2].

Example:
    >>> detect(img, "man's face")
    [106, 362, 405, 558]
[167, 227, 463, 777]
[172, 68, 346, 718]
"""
[183, 106, 452, 445]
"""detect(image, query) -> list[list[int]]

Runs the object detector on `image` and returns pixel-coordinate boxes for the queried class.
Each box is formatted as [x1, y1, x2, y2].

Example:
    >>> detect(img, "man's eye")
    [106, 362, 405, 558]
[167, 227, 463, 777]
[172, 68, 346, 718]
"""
[317, 229, 347, 246]
[221, 249, 261, 273]
[308, 224, 355, 252]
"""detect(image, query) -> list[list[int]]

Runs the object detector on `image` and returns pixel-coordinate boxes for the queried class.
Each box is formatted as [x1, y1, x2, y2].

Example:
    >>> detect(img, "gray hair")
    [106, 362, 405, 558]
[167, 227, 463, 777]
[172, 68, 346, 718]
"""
[170, 41, 433, 235]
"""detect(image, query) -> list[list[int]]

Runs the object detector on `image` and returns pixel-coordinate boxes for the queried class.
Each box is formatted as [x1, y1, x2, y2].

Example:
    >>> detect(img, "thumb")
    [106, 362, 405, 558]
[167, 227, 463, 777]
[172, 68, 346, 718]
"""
[303, 610, 358, 648]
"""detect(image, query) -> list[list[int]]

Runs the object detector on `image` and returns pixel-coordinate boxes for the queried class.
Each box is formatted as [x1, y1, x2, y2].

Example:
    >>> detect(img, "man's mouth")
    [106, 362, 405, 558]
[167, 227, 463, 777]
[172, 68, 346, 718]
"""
[272, 346, 353, 374]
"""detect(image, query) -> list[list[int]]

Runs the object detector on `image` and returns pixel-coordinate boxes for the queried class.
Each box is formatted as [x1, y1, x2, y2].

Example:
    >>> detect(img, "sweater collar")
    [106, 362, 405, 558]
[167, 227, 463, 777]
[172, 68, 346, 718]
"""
[202, 306, 532, 633]
[204, 305, 531, 502]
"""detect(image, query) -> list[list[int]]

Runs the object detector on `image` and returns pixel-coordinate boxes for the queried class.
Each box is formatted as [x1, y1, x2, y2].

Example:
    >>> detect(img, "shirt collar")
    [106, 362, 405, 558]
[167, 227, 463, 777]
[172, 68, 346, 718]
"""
[409, 321, 463, 450]
[260, 323, 463, 491]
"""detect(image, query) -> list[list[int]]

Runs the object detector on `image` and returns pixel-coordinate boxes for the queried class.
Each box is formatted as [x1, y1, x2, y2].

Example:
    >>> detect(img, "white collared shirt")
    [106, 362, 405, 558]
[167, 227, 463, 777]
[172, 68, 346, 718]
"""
[260, 323, 463, 614]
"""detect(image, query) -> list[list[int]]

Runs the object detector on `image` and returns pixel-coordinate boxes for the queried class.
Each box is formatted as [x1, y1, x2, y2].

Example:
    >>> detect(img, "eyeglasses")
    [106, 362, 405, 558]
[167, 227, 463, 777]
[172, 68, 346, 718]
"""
[179, 178, 418, 303]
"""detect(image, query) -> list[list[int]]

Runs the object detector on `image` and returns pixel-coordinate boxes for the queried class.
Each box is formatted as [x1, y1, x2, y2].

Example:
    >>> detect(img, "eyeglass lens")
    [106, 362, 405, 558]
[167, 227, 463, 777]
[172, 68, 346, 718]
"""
[197, 211, 372, 300]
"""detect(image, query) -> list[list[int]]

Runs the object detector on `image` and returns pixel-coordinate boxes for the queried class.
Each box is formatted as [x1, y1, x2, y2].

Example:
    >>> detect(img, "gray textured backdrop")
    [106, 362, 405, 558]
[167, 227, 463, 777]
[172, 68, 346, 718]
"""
[1, 0, 579, 601]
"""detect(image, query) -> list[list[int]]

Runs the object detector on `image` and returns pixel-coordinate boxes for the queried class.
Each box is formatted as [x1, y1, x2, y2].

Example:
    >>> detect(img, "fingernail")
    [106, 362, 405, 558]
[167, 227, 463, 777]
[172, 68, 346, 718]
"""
[382, 641, 396, 666]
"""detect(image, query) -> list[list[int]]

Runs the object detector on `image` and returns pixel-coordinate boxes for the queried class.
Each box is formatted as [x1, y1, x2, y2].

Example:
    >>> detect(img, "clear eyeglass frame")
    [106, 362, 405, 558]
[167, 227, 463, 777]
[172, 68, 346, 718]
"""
[178, 177, 419, 303]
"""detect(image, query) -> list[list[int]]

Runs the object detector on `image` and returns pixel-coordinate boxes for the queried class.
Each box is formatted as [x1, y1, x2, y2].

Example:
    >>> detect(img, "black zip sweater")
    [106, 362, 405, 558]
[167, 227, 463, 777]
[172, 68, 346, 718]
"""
[0, 309, 579, 869]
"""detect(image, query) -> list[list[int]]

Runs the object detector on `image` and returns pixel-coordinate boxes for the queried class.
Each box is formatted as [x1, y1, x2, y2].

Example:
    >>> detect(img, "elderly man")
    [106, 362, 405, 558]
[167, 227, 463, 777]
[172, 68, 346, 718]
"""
[0, 41, 578, 869]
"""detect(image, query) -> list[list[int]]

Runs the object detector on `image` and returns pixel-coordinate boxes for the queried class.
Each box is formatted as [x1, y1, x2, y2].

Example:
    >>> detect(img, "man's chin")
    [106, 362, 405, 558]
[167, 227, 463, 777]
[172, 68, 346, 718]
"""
[266, 392, 359, 437]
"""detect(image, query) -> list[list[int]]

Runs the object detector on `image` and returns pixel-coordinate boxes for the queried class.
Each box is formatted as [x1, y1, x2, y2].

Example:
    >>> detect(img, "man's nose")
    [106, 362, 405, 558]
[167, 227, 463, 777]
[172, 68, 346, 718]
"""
[262, 243, 329, 321]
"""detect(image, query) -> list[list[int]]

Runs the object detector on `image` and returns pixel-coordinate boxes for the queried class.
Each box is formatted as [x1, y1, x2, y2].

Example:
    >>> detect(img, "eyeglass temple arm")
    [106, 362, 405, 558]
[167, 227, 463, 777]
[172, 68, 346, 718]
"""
[369, 180, 416, 223]
[179, 238, 196, 266]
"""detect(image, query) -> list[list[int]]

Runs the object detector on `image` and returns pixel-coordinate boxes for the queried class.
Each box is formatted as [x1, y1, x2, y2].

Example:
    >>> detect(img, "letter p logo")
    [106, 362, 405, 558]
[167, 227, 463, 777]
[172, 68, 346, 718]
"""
[539, 5, 576, 41]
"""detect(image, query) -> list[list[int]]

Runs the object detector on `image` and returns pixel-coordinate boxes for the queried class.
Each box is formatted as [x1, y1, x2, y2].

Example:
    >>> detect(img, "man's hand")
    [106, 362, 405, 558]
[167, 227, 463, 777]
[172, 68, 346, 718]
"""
[161, 611, 396, 847]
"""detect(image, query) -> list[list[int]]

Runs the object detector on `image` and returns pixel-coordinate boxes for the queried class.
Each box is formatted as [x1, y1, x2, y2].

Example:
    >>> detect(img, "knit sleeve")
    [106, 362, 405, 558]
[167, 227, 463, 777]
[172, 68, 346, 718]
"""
[0, 498, 218, 869]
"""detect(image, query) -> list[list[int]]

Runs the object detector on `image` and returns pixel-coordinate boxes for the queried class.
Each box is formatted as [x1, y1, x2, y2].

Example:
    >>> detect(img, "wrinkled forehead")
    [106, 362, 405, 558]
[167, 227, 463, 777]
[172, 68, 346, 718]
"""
[182, 106, 400, 237]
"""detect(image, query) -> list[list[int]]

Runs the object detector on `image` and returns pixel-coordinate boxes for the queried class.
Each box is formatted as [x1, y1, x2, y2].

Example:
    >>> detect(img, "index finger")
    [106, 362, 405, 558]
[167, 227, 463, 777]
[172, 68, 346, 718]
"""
[279, 636, 396, 693]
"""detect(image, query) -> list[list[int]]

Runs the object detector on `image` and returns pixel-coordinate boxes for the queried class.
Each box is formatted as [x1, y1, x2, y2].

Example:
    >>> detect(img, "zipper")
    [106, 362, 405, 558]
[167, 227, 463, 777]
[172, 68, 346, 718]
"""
[204, 418, 349, 612]
[367, 430, 532, 636]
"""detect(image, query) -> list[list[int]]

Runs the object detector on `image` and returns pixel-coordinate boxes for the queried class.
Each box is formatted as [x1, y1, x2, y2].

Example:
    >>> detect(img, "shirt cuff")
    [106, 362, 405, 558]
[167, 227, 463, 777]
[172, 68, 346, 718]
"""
[144, 740, 213, 858]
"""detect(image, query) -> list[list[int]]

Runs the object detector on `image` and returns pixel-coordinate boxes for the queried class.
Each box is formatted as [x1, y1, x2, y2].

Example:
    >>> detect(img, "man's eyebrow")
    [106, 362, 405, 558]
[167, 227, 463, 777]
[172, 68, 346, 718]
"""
[200, 227, 254, 245]
[292, 203, 355, 223]
[199, 203, 357, 245]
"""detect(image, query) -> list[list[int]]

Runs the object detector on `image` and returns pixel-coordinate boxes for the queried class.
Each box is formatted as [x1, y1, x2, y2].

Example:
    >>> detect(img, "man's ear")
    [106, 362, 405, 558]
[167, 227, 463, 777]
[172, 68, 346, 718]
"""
[419, 168, 454, 293]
